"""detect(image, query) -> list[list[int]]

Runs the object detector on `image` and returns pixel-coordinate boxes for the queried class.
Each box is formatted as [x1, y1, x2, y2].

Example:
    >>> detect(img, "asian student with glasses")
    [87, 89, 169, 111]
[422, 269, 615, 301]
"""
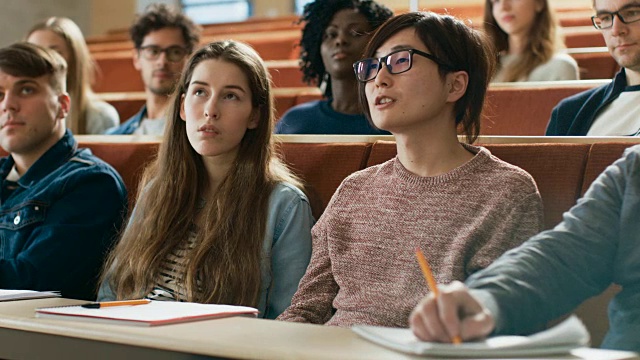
[277, 11, 544, 328]
[105, 4, 201, 135]
[546, 0, 640, 136]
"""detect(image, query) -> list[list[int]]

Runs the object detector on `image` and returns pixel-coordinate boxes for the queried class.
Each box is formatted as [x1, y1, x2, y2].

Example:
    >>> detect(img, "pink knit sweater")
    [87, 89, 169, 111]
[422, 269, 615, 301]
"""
[278, 145, 543, 327]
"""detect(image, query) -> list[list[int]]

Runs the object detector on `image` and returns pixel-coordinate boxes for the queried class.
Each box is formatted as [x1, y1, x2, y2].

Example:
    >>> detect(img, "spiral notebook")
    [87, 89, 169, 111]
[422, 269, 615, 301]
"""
[35, 300, 259, 326]
[352, 315, 590, 358]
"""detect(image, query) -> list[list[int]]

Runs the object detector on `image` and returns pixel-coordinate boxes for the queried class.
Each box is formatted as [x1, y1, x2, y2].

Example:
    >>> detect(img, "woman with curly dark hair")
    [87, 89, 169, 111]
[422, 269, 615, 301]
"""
[275, 0, 392, 134]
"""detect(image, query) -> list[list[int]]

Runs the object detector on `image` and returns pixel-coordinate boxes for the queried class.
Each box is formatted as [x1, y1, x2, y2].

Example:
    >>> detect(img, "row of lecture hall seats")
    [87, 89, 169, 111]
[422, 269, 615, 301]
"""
[86, 6, 613, 93]
[84, 4, 595, 48]
[90, 45, 617, 93]
[88, 29, 302, 59]
[94, 80, 611, 135]
[91, 56, 309, 92]
[88, 24, 605, 56]
[18, 135, 637, 346]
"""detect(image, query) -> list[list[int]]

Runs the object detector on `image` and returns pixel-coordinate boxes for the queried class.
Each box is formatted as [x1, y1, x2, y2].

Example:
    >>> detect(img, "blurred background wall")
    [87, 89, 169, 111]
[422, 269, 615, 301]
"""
[0, 0, 591, 47]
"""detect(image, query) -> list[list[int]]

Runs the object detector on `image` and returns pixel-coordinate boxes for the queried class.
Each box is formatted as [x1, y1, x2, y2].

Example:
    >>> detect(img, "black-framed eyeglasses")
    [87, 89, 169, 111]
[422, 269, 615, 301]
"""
[353, 48, 455, 83]
[591, 7, 640, 29]
[138, 45, 189, 62]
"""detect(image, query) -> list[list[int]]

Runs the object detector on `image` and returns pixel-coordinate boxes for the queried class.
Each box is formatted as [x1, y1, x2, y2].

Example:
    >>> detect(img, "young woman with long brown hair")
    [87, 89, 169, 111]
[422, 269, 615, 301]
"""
[98, 41, 313, 319]
[27, 17, 120, 134]
[485, 0, 579, 82]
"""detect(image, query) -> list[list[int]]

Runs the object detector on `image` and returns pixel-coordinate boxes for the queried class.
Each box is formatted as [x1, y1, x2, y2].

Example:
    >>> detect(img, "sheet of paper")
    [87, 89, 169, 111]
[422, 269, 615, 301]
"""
[36, 300, 258, 326]
[352, 315, 590, 358]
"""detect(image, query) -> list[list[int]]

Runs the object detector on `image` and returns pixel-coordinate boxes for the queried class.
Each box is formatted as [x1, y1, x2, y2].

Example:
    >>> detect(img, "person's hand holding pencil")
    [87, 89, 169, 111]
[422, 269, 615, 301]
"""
[410, 248, 494, 343]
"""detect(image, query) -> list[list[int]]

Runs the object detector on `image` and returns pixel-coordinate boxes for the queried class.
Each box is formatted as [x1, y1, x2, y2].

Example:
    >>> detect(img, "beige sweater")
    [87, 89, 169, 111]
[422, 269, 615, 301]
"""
[278, 145, 543, 327]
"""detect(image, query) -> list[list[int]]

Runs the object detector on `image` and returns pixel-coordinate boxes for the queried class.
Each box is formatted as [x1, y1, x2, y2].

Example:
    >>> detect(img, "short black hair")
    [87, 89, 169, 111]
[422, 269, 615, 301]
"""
[298, 0, 392, 97]
[130, 4, 201, 53]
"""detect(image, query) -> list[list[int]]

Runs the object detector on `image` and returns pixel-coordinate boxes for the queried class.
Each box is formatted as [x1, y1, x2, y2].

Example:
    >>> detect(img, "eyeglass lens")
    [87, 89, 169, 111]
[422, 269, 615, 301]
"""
[140, 46, 187, 62]
[356, 50, 413, 82]
[593, 7, 640, 29]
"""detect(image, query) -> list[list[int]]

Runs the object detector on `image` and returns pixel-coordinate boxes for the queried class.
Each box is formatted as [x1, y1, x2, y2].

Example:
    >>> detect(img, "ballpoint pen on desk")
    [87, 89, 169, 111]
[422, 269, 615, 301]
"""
[415, 247, 462, 345]
[81, 299, 151, 309]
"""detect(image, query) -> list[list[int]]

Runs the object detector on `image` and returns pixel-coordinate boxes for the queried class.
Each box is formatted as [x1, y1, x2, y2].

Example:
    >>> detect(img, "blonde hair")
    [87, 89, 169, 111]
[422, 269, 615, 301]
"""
[484, 0, 564, 82]
[102, 41, 303, 305]
[27, 17, 96, 134]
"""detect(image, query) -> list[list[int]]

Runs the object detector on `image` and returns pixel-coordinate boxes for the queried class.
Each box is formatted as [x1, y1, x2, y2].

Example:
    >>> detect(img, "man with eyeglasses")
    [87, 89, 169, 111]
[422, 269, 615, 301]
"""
[546, 0, 640, 136]
[106, 4, 200, 135]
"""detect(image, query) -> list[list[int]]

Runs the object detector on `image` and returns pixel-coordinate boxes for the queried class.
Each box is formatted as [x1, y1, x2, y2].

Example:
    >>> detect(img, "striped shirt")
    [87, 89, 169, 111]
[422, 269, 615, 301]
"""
[146, 228, 198, 301]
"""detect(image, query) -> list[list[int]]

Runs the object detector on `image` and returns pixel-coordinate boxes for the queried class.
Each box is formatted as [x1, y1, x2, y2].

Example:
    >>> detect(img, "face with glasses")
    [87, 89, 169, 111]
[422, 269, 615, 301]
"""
[354, 48, 452, 82]
[134, 27, 189, 96]
[139, 45, 188, 63]
[361, 28, 466, 133]
[593, 0, 640, 72]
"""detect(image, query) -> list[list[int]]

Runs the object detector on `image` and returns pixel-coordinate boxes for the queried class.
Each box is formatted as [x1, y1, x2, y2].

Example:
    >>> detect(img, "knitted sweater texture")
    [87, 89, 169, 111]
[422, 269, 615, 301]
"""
[278, 145, 543, 327]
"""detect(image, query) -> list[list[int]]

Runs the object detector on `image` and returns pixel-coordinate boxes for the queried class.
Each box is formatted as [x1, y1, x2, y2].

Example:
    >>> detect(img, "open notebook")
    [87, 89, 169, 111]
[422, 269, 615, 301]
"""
[0, 290, 60, 302]
[352, 315, 590, 358]
[35, 300, 259, 326]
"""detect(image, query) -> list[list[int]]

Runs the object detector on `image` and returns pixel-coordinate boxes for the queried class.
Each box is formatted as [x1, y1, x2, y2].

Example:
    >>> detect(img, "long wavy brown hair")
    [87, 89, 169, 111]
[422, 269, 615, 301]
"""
[484, 0, 564, 82]
[102, 40, 302, 305]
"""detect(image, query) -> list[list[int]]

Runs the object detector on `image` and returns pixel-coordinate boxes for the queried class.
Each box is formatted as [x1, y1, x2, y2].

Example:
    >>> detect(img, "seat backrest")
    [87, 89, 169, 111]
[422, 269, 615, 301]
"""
[483, 143, 590, 229]
[564, 26, 606, 48]
[366, 140, 397, 167]
[581, 143, 638, 195]
[570, 51, 619, 80]
[80, 142, 160, 209]
[481, 84, 602, 136]
[276, 142, 372, 219]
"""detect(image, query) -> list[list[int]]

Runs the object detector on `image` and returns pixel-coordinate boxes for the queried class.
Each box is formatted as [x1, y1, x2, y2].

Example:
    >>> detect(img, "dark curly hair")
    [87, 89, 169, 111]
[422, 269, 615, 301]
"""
[299, 0, 392, 97]
[130, 4, 201, 53]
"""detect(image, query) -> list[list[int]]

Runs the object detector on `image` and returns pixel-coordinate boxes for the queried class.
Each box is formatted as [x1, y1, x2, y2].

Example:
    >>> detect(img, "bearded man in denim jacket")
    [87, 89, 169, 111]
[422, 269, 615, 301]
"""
[0, 43, 127, 300]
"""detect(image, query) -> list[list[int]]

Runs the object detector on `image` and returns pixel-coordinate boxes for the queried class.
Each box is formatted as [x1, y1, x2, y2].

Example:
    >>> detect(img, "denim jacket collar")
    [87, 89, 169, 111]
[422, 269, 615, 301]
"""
[0, 129, 77, 189]
[106, 105, 147, 135]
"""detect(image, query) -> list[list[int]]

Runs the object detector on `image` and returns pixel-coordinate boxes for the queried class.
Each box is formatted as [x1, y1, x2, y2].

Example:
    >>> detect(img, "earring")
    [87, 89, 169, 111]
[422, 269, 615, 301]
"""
[319, 73, 329, 95]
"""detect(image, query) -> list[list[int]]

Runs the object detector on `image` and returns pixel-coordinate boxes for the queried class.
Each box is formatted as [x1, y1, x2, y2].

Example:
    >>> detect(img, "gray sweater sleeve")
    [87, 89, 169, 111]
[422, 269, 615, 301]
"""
[465, 147, 636, 335]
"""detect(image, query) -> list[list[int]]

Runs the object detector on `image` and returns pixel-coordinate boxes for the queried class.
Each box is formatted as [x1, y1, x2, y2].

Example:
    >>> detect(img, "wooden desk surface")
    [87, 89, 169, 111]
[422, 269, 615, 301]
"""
[0, 298, 637, 360]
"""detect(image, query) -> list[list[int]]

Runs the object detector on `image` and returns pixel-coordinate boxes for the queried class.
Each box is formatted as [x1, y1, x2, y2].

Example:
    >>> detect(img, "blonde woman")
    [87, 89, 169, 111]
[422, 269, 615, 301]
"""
[98, 41, 313, 319]
[27, 17, 119, 134]
[485, 0, 579, 82]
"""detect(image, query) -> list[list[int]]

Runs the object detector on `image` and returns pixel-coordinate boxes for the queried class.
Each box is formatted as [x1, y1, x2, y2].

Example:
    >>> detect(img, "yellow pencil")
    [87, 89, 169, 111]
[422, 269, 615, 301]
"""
[415, 248, 462, 344]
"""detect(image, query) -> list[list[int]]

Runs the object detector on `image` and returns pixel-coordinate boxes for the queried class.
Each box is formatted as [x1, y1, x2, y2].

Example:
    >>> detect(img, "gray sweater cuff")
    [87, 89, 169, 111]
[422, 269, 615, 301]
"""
[468, 288, 504, 335]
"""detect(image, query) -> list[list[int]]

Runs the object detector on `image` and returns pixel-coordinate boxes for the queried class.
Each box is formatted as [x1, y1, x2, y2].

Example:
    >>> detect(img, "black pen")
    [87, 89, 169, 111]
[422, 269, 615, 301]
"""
[81, 299, 151, 309]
